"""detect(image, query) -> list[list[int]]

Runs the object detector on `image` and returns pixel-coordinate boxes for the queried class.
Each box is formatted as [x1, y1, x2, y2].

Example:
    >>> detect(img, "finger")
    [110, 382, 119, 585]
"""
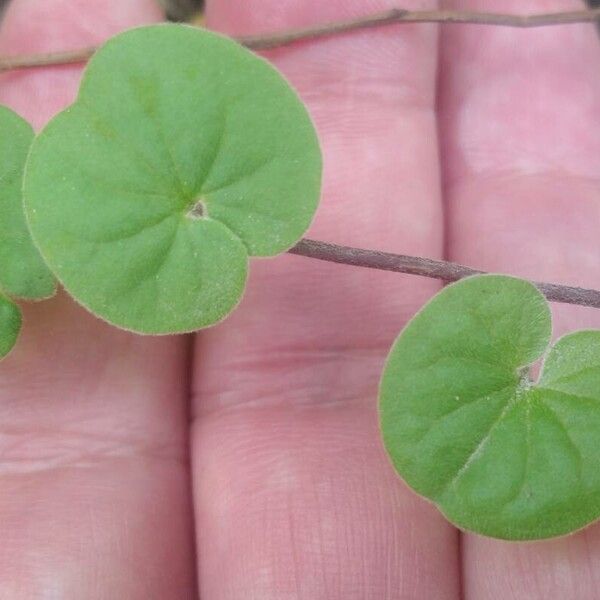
[193, 1, 459, 598]
[439, 0, 600, 597]
[0, 1, 196, 597]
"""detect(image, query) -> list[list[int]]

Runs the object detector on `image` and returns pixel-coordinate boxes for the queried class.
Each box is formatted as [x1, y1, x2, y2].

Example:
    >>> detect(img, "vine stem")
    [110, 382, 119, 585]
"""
[289, 239, 600, 310]
[0, 7, 599, 71]
[240, 7, 600, 50]
[2, 7, 600, 310]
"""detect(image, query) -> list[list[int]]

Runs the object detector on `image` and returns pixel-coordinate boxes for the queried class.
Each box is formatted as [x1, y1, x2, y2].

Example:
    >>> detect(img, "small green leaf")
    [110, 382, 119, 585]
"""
[0, 106, 55, 300]
[379, 274, 600, 540]
[24, 24, 322, 334]
[0, 293, 21, 358]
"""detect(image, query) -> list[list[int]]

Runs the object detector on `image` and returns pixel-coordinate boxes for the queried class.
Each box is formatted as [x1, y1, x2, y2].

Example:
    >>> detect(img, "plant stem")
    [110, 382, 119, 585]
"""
[3, 6, 599, 311]
[240, 7, 600, 50]
[0, 47, 96, 72]
[289, 239, 600, 310]
[1, 7, 599, 72]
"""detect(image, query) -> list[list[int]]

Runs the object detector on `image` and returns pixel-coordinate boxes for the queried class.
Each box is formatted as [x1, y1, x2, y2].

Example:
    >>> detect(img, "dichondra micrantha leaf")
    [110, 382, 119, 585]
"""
[24, 24, 322, 334]
[379, 274, 600, 540]
[0, 293, 21, 360]
[0, 106, 55, 300]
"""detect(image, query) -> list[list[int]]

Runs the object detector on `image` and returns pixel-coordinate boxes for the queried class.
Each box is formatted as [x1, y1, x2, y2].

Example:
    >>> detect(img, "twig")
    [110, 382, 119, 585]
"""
[1, 7, 599, 72]
[240, 7, 600, 50]
[2, 7, 599, 311]
[0, 47, 95, 72]
[289, 239, 600, 310]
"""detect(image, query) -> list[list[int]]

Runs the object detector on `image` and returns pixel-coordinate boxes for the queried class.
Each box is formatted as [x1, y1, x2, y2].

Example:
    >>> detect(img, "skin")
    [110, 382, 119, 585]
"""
[0, 0, 598, 597]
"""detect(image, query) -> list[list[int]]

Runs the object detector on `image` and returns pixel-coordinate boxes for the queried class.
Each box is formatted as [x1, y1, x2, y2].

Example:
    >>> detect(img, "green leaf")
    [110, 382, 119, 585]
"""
[379, 274, 600, 540]
[0, 106, 55, 300]
[24, 24, 322, 334]
[0, 293, 21, 358]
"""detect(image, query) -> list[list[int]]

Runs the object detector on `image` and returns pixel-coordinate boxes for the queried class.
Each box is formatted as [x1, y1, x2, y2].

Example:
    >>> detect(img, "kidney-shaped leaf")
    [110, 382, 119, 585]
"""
[0, 106, 55, 300]
[24, 24, 322, 334]
[379, 274, 600, 540]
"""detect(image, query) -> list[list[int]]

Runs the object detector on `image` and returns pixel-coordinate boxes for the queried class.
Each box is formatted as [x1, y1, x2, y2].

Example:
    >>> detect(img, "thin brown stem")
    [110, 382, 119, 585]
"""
[289, 239, 600, 310]
[0, 47, 95, 72]
[2, 8, 599, 310]
[1, 7, 599, 72]
[240, 7, 600, 50]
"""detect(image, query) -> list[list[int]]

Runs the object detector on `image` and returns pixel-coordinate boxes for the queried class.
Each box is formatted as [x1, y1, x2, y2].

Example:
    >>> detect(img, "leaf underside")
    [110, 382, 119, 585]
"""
[24, 24, 322, 334]
[379, 274, 600, 540]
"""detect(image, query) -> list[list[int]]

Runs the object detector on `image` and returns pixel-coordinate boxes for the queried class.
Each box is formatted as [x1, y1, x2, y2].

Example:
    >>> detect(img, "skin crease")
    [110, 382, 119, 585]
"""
[193, 0, 456, 598]
[0, 0, 598, 599]
[0, 0, 196, 598]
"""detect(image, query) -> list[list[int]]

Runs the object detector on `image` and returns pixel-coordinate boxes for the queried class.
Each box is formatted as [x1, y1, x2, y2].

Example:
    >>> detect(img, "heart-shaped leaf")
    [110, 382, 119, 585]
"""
[24, 24, 322, 334]
[0, 106, 55, 300]
[379, 274, 600, 540]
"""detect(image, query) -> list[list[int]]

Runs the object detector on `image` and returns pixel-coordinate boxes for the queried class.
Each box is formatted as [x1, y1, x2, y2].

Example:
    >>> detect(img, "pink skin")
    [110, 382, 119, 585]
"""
[0, 0, 597, 597]
[0, 1, 195, 598]
[441, 0, 600, 598]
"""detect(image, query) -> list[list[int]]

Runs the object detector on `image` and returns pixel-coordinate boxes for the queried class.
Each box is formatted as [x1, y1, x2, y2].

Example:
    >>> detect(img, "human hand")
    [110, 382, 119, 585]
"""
[0, 0, 599, 598]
